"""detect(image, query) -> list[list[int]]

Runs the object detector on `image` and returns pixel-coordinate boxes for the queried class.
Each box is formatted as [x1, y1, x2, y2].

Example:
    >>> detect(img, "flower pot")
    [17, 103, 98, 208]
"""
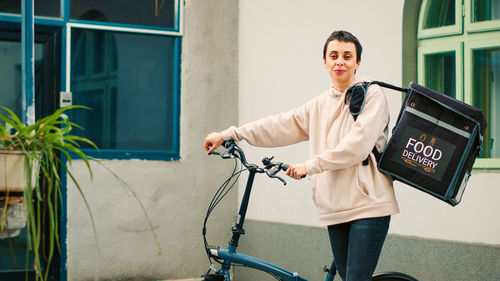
[0, 150, 39, 192]
[0, 201, 26, 239]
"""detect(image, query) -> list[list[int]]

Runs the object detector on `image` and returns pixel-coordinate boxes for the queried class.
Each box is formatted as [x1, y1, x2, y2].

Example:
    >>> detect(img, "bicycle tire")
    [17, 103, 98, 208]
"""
[372, 271, 419, 281]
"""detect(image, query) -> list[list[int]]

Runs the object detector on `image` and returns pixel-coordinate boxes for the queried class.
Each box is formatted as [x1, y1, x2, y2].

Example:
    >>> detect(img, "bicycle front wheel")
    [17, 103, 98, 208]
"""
[372, 272, 419, 281]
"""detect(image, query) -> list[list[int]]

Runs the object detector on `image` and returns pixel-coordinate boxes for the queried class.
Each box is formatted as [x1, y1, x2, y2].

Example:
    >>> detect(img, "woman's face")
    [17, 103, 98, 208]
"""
[323, 40, 360, 90]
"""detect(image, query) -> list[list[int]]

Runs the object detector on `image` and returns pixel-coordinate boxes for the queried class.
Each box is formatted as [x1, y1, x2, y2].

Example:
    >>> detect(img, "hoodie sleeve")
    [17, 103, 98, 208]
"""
[220, 99, 315, 147]
[305, 84, 389, 174]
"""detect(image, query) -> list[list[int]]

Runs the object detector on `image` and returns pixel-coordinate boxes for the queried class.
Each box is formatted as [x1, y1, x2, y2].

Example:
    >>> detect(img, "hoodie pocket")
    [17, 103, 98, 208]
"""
[354, 165, 373, 201]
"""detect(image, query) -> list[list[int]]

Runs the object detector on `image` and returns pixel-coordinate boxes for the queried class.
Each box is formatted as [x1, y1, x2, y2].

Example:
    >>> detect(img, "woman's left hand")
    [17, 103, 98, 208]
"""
[286, 163, 308, 180]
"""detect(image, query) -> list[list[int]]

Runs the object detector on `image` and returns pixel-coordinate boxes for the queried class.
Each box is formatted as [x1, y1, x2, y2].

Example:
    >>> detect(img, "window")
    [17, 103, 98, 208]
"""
[472, 0, 500, 22]
[0, 0, 183, 160]
[421, 50, 458, 98]
[67, 2, 182, 160]
[0, 0, 60, 17]
[418, 0, 500, 168]
[71, 0, 176, 28]
[70, 29, 179, 154]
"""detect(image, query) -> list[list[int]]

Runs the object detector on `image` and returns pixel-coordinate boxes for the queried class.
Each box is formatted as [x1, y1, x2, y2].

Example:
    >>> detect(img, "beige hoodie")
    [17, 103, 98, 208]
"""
[221, 77, 399, 226]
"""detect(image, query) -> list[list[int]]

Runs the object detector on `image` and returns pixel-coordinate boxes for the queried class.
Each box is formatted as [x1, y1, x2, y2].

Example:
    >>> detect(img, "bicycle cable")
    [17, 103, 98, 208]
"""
[202, 156, 247, 267]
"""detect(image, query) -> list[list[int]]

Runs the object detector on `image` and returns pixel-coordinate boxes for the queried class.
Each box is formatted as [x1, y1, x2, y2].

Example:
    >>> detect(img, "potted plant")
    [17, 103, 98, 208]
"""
[0, 105, 160, 280]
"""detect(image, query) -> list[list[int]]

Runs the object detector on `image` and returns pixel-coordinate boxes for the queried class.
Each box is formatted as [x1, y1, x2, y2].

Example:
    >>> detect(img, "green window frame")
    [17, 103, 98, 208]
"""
[417, 0, 500, 169]
[418, 40, 463, 99]
[418, 0, 463, 38]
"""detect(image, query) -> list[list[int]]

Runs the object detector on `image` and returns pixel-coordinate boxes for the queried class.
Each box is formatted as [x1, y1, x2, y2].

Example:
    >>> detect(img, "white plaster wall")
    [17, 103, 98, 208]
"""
[66, 1, 239, 280]
[239, 0, 500, 245]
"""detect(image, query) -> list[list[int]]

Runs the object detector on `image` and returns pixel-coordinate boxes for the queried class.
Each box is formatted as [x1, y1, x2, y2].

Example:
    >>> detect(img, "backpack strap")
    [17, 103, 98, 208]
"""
[362, 147, 382, 166]
[346, 81, 408, 166]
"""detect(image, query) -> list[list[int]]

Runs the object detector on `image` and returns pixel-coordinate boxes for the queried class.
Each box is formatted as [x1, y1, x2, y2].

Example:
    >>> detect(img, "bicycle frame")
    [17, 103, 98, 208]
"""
[205, 161, 336, 281]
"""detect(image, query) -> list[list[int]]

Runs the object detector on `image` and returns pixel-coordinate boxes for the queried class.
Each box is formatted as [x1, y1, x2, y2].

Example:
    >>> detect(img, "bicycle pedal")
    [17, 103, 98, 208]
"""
[202, 273, 225, 281]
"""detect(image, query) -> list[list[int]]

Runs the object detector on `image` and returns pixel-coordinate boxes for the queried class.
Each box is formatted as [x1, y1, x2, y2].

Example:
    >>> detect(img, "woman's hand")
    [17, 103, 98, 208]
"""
[286, 163, 308, 180]
[203, 132, 224, 153]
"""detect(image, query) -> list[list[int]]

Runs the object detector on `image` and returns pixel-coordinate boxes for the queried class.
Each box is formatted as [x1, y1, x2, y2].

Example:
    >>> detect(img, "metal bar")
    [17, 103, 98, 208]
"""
[177, 0, 184, 34]
[65, 24, 71, 92]
[68, 21, 182, 36]
[21, 0, 35, 125]
[172, 37, 182, 158]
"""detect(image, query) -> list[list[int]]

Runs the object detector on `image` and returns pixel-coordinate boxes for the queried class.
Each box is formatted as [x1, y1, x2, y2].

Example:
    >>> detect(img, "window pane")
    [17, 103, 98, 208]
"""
[473, 48, 500, 158]
[424, 52, 456, 98]
[0, 0, 60, 17]
[71, 0, 176, 28]
[70, 29, 177, 152]
[424, 0, 455, 28]
[473, 0, 500, 22]
[0, 41, 22, 119]
[0, 228, 34, 270]
[0, 40, 45, 123]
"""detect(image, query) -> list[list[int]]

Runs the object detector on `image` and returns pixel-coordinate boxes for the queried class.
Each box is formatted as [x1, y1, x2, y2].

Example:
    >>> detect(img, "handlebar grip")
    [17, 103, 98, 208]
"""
[282, 164, 306, 178]
[224, 140, 236, 149]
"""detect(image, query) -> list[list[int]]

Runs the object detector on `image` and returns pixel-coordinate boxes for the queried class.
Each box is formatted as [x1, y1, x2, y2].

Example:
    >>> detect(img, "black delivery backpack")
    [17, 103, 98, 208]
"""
[347, 81, 487, 206]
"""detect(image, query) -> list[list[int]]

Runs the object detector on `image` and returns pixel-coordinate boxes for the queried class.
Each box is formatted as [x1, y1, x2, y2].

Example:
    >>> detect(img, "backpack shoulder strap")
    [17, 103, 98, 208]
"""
[370, 81, 408, 93]
[346, 81, 408, 166]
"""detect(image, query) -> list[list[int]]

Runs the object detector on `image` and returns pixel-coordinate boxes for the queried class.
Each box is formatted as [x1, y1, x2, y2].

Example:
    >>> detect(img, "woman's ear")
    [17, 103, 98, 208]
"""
[354, 60, 361, 73]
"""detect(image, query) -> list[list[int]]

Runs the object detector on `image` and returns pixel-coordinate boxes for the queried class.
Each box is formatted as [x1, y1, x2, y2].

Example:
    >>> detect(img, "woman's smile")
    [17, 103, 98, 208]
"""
[323, 40, 360, 92]
[334, 69, 346, 75]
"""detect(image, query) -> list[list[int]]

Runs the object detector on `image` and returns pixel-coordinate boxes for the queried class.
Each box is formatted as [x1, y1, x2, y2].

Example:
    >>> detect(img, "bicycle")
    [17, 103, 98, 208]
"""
[202, 140, 418, 281]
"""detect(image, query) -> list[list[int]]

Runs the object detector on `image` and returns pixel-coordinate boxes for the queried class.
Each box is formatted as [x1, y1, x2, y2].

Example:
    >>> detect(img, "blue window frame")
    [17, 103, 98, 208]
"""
[0, 0, 183, 161]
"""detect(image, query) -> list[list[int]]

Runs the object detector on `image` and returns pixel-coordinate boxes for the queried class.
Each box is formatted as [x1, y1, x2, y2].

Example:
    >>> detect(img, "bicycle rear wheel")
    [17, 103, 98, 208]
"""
[372, 271, 419, 281]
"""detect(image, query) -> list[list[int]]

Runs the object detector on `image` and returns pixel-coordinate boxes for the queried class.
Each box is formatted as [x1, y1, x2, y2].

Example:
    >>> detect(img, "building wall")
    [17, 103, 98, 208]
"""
[64, 0, 500, 280]
[66, 0, 239, 280]
[236, 0, 500, 280]
[238, 0, 500, 245]
[237, 220, 500, 281]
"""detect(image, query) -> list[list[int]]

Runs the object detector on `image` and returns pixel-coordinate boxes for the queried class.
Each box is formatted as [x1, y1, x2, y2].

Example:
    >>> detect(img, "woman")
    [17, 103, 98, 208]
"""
[203, 30, 399, 281]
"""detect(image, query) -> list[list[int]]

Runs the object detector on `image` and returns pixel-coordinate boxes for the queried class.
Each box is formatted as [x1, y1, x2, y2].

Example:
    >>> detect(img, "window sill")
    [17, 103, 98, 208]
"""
[472, 158, 500, 171]
[77, 149, 180, 161]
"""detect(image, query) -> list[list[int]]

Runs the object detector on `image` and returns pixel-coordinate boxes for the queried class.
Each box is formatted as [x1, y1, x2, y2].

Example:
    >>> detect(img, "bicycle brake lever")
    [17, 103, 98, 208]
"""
[276, 176, 286, 185]
[266, 166, 287, 185]
[268, 173, 286, 185]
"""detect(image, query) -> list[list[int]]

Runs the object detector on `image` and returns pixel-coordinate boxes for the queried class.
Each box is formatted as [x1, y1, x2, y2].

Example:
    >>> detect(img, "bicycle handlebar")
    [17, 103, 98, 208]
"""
[209, 140, 289, 185]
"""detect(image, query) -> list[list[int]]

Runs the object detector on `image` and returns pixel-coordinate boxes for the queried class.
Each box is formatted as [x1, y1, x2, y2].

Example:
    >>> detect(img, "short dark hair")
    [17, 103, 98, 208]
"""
[322, 30, 362, 62]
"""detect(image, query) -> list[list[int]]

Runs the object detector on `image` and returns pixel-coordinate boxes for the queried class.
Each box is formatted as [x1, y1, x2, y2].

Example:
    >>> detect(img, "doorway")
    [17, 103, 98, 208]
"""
[0, 22, 61, 281]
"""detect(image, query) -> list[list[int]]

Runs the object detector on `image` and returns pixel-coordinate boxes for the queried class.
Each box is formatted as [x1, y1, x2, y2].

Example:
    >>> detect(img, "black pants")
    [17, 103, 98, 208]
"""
[327, 216, 390, 281]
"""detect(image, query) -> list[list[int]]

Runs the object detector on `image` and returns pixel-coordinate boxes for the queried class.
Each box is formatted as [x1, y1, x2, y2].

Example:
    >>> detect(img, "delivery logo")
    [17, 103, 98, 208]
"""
[391, 127, 455, 181]
[401, 134, 442, 173]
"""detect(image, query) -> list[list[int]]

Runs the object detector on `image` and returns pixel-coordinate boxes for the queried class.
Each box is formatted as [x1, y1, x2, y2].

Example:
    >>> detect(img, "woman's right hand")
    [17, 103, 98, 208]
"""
[203, 132, 224, 153]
